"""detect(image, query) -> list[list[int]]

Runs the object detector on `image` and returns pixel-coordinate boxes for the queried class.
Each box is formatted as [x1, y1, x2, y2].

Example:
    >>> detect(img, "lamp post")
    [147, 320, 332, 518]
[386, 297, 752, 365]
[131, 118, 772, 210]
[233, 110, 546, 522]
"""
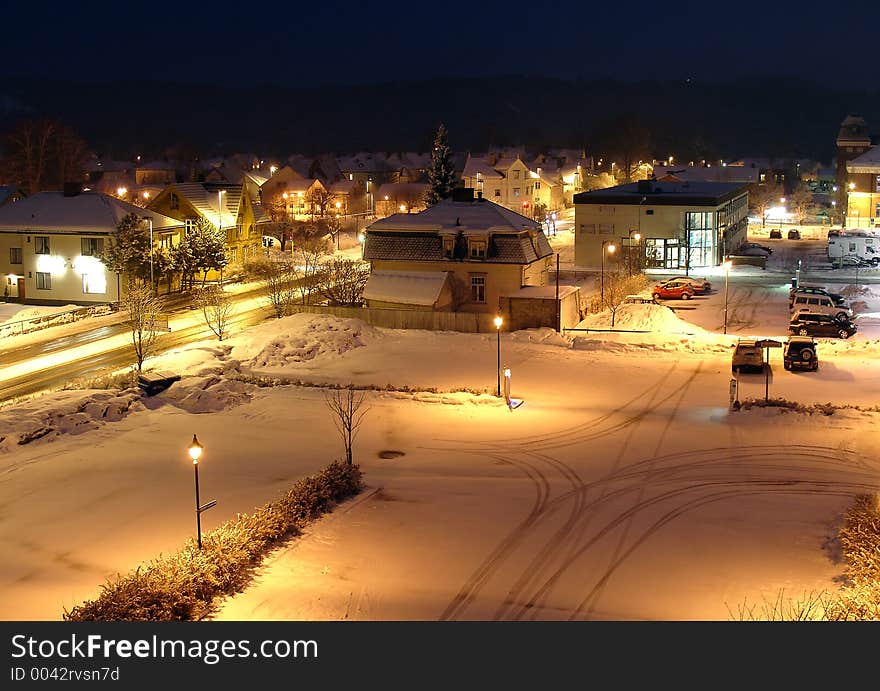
[334, 201, 342, 250]
[188, 434, 216, 550]
[493, 315, 503, 397]
[723, 260, 732, 334]
[601, 240, 616, 306]
[628, 229, 642, 275]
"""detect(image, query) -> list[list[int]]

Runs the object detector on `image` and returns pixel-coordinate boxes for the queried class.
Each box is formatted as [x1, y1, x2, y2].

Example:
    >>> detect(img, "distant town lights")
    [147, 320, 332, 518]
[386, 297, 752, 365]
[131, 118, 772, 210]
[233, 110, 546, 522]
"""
[270, 165, 277, 175]
[142, 191, 151, 199]
[116, 187, 127, 197]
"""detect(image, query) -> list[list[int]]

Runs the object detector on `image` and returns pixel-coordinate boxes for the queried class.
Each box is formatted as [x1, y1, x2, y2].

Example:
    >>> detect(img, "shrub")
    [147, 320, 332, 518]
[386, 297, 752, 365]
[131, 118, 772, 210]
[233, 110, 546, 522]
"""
[64, 461, 363, 621]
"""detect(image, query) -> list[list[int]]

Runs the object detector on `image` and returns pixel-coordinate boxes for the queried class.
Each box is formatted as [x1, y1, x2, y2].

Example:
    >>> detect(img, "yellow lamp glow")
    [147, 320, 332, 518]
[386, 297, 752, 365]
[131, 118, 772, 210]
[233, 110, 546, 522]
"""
[188, 434, 203, 464]
[494, 316, 503, 329]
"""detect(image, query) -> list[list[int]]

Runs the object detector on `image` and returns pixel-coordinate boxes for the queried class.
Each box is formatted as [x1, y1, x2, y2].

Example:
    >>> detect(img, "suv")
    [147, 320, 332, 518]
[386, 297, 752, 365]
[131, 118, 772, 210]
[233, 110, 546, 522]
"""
[769, 228, 783, 239]
[790, 293, 852, 320]
[789, 313, 857, 339]
[783, 336, 818, 371]
[789, 285, 846, 308]
[787, 228, 801, 240]
[732, 339, 764, 374]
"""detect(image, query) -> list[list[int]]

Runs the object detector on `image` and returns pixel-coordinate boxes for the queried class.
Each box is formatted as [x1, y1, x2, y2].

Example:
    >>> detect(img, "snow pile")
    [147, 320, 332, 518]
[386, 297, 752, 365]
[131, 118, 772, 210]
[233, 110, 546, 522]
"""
[156, 375, 257, 414]
[578, 303, 705, 334]
[0, 389, 144, 453]
[509, 328, 569, 347]
[230, 313, 383, 370]
[0, 304, 112, 339]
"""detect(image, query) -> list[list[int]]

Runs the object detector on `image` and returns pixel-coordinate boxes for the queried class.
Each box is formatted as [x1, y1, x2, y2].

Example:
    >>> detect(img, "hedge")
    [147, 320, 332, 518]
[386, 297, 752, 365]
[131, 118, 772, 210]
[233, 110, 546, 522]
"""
[64, 461, 363, 621]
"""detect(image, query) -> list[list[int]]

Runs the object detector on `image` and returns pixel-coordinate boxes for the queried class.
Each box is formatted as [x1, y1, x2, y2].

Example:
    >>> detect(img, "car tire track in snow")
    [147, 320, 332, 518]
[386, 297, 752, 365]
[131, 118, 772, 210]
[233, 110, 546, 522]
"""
[513, 363, 703, 620]
[438, 364, 685, 621]
[490, 364, 687, 621]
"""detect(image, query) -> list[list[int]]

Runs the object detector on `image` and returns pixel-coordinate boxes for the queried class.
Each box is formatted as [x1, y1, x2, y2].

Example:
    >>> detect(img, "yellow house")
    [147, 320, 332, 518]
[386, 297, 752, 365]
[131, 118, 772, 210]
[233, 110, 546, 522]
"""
[362, 189, 554, 314]
[148, 182, 268, 268]
[462, 154, 563, 217]
[0, 189, 182, 304]
[845, 146, 880, 229]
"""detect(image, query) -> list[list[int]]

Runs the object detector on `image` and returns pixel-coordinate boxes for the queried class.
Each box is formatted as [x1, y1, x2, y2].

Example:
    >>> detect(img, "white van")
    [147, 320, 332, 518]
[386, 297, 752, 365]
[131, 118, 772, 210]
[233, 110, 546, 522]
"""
[827, 233, 880, 264]
[790, 293, 853, 320]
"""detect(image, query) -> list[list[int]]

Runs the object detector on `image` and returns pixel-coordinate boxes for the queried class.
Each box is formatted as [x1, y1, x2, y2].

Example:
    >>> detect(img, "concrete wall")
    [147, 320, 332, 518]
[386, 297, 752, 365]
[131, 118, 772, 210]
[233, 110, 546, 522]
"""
[288, 303, 498, 332]
[499, 290, 581, 331]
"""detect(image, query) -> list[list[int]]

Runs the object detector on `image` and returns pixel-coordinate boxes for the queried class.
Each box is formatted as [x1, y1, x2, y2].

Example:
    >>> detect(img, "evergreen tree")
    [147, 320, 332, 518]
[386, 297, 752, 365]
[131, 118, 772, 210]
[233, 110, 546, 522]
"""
[425, 123, 457, 206]
[101, 213, 152, 283]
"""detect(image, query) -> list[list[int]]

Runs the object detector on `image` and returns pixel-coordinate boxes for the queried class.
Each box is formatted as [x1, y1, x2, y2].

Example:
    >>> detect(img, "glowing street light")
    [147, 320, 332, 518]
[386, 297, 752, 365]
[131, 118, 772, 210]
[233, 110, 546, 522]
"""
[188, 434, 216, 550]
[494, 316, 503, 397]
[116, 186, 127, 197]
[723, 260, 732, 334]
[270, 165, 277, 175]
[601, 240, 616, 306]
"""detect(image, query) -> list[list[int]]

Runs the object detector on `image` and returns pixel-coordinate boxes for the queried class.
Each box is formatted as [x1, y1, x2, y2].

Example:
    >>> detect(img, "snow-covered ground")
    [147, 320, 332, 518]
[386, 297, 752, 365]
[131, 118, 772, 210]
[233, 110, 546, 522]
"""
[2, 311, 880, 621]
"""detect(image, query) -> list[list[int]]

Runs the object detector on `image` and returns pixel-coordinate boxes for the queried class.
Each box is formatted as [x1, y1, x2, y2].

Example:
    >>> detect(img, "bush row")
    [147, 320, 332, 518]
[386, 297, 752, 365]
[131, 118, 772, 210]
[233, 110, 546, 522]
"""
[64, 461, 363, 621]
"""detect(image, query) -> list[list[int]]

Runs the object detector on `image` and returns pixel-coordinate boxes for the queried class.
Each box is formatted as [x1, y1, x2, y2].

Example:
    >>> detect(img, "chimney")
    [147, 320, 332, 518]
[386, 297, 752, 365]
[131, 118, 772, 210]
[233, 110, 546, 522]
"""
[63, 182, 83, 197]
[451, 187, 475, 203]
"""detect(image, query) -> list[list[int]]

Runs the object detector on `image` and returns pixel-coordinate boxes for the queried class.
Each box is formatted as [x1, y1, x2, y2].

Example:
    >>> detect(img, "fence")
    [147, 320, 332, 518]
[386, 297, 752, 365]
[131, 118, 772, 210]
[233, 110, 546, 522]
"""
[287, 304, 498, 333]
[0, 305, 112, 339]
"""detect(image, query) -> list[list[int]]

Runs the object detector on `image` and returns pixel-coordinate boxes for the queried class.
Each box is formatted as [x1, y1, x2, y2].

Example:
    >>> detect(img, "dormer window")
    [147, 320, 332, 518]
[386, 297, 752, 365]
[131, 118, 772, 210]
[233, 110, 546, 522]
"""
[469, 239, 487, 259]
[442, 236, 454, 258]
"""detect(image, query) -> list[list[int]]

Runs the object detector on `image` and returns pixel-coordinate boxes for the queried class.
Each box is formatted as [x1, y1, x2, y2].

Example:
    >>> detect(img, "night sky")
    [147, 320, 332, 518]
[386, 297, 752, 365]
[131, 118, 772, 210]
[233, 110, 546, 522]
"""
[2, 0, 875, 88]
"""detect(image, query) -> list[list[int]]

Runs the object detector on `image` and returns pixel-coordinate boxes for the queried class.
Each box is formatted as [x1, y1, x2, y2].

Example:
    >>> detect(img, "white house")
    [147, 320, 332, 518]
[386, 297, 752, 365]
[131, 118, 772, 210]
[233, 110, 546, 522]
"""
[0, 188, 183, 305]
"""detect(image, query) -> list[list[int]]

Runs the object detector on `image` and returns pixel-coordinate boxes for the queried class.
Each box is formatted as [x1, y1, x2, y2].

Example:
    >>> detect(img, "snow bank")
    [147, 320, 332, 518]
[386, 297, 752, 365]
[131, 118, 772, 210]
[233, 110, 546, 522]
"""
[0, 389, 144, 453]
[230, 313, 383, 370]
[154, 375, 257, 414]
[577, 303, 701, 333]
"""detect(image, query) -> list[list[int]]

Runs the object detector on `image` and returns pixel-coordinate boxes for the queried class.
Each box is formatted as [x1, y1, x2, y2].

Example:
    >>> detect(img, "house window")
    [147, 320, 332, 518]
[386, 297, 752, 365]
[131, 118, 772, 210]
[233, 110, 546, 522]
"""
[646, 209, 654, 215]
[35, 272, 51, 290]
[759, 173, 766, 183]
[227, 247, 237, 264]
[442, 236, 454, 258]
[513, 188, 520, 197]
[494, 189, 501, 197]
[599, 223, 614, 234]
[535, 181, 541, 190]
[35, 236, 50, 254]
[185, 219, 198, 233]
[170, 193, 180, 210]
[9, 247, 22, 264]
[81, 237, 104, 256]
[160, 234, 174, 249]
[513, 170, 520, 180]
[469, 240, 487, 259]
[82, 273, 106, 294]
[470, 275, 486, 303]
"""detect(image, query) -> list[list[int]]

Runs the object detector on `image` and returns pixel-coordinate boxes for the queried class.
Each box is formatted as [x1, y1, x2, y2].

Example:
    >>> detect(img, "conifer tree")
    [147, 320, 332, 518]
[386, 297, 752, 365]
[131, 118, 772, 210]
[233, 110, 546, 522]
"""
[425, 123, 456, 206]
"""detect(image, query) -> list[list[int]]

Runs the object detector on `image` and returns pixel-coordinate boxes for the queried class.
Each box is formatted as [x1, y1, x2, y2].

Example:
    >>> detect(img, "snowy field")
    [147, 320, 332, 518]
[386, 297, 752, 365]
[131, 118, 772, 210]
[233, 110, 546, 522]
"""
[2, 312, 880, 620]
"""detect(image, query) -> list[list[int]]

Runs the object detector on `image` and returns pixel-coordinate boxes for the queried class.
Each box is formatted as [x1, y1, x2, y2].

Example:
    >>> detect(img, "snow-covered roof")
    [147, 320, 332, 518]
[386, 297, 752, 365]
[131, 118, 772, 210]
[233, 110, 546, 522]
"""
[651, 165, 759, 184]
[846, 145, 880, 174]
[462, 155, 504, 179]
[0, 191, 183, 233]
[329, 179, 357, 194]
[363, 270, 451, 306]
[368, 198, 541, 234]
[168, 183, 243, 228]
[284, 178, 321, 193]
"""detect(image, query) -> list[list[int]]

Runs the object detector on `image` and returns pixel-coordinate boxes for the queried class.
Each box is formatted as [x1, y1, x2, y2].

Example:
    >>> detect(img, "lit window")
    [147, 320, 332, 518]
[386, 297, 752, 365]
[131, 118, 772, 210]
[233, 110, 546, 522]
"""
[35, 236, 50, 254]
[470, 275, 486, 303]
[36, 272, 51, 290]
[469, 240, 487, 259]
[513, 188, 520, 197]
[442, 236, 454, 258]
[82, 273, 106, 294]
[185, 219, 198, 233]
[9, 247, 22, 264]
[81, 237, 104, 256]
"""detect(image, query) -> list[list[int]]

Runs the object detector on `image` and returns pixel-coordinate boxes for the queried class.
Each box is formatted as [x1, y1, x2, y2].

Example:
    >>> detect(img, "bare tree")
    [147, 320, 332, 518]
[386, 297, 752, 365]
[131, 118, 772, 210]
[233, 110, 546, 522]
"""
[750, 181, 783, 227]
[306, 185, 333, 218]
[788, 182, 814, 224]
[245, 258, 297, 318]
[1, 119, 89, 193]
[324, 385, 369, 465]
[194, 285, 233, 340]
[317, 259, 370, 306]
[591, 270, 648, 327]
[123, 280, 163, 371]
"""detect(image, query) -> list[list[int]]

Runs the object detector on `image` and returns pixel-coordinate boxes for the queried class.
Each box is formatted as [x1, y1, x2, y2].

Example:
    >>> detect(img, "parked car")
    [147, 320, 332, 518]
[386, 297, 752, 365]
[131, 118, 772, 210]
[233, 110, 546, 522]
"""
[769, 228, 783, 239]
[787, 228, 801, 240]
[790, 293, 853, 320]
[828, 229, 840, 238]
[652, 281, 696, 300]
[789, 313, 857, 339]
[732, 339, 764, 374]
[737, 241, 773, 255]
[783, 336, 818, 371]
[838, 254, 880, 268]
[789, 285, 846, 308]
[659, 276, 711, 293]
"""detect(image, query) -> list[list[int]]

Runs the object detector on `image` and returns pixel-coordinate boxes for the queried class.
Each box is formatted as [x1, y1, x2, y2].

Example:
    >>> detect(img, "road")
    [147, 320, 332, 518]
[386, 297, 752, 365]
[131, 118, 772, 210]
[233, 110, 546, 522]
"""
[0, 287, 271, 402]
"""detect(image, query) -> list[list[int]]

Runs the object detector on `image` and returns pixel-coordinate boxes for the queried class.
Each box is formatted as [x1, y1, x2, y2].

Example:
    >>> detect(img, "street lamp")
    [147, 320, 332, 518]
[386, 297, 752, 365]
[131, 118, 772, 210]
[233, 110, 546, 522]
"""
[334, 201, 342, 250]
[628, 230, 642, 275]
[187, 434, 215, 550]
[723, 260, 732, 334]
[601, 240, 616, 306]
[493, 315, 503, 397]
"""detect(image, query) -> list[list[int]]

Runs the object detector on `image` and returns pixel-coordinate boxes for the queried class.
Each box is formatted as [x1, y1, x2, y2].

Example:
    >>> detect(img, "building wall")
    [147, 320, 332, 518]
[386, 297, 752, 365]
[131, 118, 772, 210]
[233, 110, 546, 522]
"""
[369, 259, 541, 313]
[0, 232, 119, 304]
[574, 193, 749, 269]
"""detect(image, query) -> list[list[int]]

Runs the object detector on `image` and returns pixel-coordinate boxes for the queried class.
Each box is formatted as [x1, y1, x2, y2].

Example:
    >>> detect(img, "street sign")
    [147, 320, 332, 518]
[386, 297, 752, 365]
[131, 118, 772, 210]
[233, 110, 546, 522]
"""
[198, 499, 217, 513]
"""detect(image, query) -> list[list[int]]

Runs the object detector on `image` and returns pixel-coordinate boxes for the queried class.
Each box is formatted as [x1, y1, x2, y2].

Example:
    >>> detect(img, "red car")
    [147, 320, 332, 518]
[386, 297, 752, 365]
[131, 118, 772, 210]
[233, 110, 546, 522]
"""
[652, 280, 695, 300]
